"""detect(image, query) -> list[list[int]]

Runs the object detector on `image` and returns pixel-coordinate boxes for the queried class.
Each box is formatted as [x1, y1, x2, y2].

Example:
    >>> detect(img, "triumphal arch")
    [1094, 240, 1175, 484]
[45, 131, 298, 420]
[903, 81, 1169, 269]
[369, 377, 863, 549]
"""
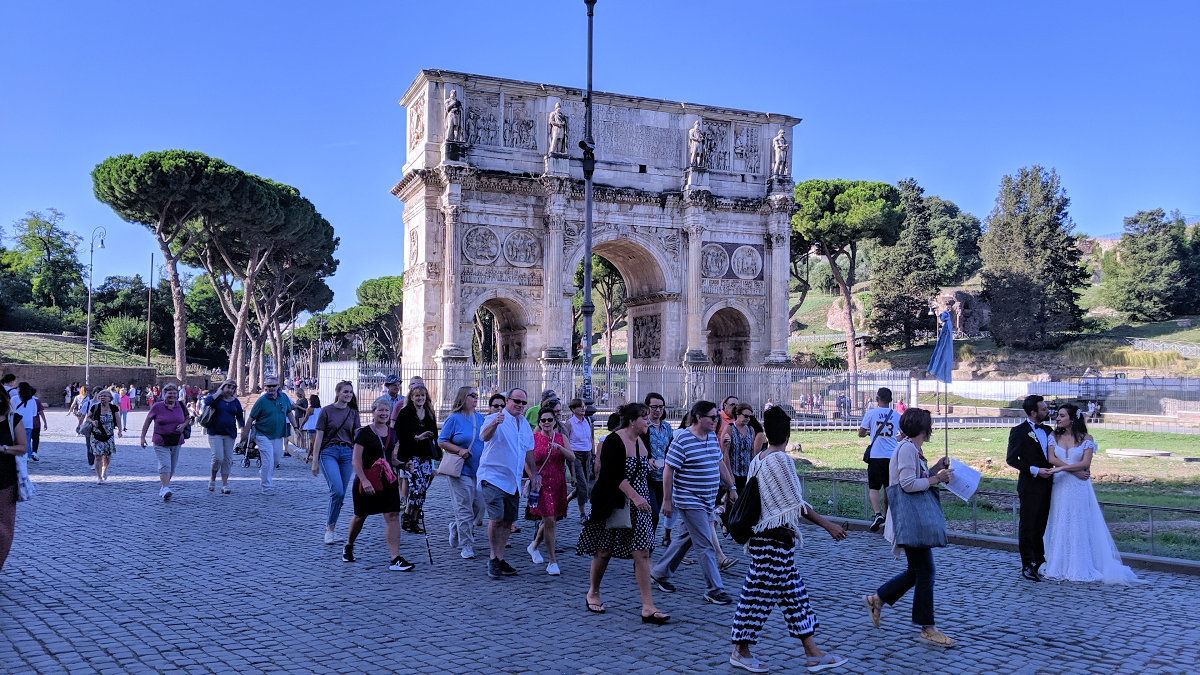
[392, 69, 798, 373]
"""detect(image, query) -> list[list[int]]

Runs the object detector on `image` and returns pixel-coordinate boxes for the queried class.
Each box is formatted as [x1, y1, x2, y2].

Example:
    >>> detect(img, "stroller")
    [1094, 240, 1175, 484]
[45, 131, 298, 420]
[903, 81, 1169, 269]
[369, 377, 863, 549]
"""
[236, 435, 261, 468]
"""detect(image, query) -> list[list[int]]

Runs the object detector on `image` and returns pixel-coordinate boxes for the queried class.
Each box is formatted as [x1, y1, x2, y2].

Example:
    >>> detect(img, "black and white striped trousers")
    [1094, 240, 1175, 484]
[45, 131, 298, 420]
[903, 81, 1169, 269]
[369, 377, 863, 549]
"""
[730, 536, 818, 645]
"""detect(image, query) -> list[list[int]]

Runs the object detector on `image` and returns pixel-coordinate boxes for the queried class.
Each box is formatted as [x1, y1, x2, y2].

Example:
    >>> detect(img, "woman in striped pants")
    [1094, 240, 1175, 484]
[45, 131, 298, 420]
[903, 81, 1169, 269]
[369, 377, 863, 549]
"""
[729, 406, 849, 673]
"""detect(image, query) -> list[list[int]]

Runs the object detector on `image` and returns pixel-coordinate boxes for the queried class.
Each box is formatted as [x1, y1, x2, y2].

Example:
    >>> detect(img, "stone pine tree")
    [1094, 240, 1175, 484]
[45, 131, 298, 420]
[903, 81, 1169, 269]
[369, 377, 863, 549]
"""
[980, 166, 1088, 349]
[1104, 209, 1190, 321]
[92, 150, 234, 379]
[867, 179, 939, 348]
[793, 179, 903, 376]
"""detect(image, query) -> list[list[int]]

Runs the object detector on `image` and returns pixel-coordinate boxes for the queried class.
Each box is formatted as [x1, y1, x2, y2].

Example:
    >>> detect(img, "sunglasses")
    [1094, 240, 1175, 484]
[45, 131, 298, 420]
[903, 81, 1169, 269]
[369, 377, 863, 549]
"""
[490, 403, 505, 409]
[705, 414, 720, 421]
[467, 393, 478, 398]
[510, 399, 528, 406]
[649, 404, 665, 410]
[539, 417, 556, 423]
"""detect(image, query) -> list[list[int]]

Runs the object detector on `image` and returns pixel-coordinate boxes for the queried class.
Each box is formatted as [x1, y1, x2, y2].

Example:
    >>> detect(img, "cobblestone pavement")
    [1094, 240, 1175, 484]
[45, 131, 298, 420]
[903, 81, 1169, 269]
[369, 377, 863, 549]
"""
[2, 412, 1198, 673]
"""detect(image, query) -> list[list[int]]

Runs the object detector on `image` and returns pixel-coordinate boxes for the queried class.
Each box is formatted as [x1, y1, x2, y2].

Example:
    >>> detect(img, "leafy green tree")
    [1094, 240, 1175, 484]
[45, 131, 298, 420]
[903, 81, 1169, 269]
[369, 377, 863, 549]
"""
[92, 150, 237, 378]
[185, 276, 234, 368]
[788, 228, 814, 318]
[926, 196, 983, 285]
[980, 166, 1088, 349]
[573, 255, 626, 364]
[355, 275, 403, 356]
[792, 179, 903, 376]
[868, 179, 940, 348]
[98, 315, 156, 353]
[1185, 224, 1200, 314]
[1104, 209, 1189, 321]
[3, 209, 84, 309]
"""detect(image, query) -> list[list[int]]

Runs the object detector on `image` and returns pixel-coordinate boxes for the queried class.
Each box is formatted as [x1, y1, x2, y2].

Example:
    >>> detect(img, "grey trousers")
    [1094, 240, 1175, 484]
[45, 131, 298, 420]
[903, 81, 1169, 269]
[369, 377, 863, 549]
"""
[650, 506, 724, 593]
[447, 474, 486, 549]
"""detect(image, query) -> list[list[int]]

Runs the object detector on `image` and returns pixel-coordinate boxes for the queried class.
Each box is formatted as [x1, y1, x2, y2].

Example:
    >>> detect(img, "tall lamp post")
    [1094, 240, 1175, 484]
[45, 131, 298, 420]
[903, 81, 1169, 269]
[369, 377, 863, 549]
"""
[579, 0, 597, 418]
[85, 227, 107, 388]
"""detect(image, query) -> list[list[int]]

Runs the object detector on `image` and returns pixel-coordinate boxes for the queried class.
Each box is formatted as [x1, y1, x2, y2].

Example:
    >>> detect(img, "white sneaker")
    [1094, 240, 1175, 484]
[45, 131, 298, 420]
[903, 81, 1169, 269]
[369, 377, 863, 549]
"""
[460, 546, 475, 559]
[546, 562, 560, 576]
[161, 486, 172, 502]
[324, 530, 336, 545]
[527, 541, 544, 564]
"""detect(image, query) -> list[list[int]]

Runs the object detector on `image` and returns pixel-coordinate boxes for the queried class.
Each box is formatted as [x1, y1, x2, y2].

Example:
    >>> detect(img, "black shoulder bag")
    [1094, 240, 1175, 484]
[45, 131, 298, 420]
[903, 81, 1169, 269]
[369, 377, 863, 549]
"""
[727, 474, 762, 545]
[861, 410, 894, 463]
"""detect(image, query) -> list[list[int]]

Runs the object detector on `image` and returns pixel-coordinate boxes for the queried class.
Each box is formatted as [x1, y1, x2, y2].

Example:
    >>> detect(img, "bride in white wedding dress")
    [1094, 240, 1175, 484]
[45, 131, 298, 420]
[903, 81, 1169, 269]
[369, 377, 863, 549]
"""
[1041, 404, 1138, 584]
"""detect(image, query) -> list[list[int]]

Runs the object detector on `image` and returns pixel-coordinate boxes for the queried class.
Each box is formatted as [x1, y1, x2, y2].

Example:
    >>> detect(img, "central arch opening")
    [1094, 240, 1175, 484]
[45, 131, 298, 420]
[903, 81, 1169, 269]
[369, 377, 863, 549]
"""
[569, 236, 669, 367]
[471, 297, 528, 363]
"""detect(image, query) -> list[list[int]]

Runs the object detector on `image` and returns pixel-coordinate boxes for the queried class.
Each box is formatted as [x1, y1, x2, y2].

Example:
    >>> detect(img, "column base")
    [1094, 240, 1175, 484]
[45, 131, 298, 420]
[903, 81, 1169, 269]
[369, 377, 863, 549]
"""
[682, 349, 708, 365]
[543, 154, 570, 176]
[437, 344, 467, 359]
[433, 351, 470, 412]
[763, 350, 791, 365]
[540, 346, 570, 361]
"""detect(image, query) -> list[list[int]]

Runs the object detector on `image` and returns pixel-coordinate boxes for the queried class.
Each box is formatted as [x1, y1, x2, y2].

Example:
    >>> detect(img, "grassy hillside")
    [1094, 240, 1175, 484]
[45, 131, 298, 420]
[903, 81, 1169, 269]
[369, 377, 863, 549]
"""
[0, 331, 175, 371]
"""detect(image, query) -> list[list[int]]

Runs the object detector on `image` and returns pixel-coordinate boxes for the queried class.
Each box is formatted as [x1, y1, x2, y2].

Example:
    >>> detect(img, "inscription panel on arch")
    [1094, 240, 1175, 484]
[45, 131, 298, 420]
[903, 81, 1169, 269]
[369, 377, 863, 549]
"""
[701, 278, 765, 296]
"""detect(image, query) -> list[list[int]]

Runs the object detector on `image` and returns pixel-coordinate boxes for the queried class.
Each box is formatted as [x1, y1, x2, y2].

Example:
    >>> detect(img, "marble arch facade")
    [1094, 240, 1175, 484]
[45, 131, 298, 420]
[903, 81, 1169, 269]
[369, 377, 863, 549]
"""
[391, 69, 799, 370]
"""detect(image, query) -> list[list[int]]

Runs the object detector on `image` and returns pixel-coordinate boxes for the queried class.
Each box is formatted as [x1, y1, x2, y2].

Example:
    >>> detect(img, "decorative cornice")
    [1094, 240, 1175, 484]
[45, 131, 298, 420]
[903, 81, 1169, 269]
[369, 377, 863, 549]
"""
[626, 291, 682, 308]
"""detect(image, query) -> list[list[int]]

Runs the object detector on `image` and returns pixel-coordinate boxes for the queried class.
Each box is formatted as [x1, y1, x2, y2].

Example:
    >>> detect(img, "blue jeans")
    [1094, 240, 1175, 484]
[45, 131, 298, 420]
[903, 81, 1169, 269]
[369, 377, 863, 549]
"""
[877, 546, 935, 626]
[318, 444, 354, 529]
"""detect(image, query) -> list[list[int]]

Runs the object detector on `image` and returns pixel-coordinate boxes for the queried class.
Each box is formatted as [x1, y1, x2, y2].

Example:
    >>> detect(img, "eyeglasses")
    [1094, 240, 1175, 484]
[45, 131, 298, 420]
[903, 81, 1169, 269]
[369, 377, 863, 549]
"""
[649, 404, 665, 410]
[467, 393, 478, 398]
[539, 418, 556, 423]
[490, 403, 504, 409]
[705, 414, 720, 421]
[264, 385, 279, 390]
[510, 399, 527, 406]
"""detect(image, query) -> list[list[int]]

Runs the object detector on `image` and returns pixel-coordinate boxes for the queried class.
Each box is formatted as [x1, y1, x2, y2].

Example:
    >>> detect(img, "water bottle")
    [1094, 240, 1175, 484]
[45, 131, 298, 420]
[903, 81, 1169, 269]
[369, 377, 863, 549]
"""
[528, 486, 540, 510]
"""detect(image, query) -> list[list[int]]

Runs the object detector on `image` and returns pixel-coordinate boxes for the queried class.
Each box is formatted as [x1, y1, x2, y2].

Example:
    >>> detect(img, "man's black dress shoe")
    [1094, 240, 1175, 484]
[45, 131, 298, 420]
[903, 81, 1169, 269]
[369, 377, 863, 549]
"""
[1021, 566, 1042, 581]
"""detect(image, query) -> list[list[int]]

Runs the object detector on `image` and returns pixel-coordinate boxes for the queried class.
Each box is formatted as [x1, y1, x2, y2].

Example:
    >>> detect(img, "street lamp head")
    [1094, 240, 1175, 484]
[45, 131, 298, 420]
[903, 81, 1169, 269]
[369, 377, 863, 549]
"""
[98, 237, 105, 249]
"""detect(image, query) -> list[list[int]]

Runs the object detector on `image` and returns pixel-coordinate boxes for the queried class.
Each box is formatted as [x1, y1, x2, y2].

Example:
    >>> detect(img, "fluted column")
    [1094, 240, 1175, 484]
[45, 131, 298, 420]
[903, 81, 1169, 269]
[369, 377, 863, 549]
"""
[542, 214, 569, 360]
[683, 217, 707, 363]
[437, 203, 465, 357]
[765, 191, 794, 364]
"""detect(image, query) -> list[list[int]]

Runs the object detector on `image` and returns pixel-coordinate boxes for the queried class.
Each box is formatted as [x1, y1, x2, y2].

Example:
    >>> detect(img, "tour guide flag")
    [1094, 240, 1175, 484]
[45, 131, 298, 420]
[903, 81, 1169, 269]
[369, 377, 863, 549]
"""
[927, 310, 954, 384]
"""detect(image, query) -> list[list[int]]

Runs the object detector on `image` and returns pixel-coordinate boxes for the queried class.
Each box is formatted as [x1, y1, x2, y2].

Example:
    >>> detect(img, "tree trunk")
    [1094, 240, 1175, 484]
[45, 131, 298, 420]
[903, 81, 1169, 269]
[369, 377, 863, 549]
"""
[160, 253, 188, 380]
[826, 252, 859, 382]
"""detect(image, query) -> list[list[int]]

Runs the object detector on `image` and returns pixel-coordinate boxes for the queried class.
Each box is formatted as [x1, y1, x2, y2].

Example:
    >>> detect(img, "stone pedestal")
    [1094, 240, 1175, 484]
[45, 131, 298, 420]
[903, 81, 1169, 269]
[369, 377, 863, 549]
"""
[434, 353, 470, 411]
[684, 167, 709, 191]
[443, 141, 469, 163]
[539, 355, 573, 402]
[544, 153, 570, 176]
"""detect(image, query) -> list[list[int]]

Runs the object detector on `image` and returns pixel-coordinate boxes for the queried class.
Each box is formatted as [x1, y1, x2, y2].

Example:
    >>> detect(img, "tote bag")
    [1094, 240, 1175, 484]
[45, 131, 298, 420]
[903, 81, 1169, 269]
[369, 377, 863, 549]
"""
[885, 484, 948, 548]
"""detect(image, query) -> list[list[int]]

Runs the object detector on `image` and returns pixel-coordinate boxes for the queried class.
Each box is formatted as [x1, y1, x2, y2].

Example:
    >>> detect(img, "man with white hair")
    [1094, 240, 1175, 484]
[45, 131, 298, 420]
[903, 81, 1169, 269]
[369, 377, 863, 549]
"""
[239, 376, 298, 494]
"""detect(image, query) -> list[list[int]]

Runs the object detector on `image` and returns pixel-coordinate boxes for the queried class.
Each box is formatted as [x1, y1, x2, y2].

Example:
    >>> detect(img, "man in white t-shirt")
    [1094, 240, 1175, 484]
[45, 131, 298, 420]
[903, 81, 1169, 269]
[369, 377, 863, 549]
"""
[858, 387, 898, 532]
[478, 387, 536, 579]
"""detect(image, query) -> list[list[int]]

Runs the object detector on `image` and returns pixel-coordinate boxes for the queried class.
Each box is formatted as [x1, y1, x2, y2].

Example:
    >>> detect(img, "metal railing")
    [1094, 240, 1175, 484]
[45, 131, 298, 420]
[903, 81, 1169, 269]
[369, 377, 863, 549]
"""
[799, 475, 1200, 561]
[1128, 338, 1200, 358]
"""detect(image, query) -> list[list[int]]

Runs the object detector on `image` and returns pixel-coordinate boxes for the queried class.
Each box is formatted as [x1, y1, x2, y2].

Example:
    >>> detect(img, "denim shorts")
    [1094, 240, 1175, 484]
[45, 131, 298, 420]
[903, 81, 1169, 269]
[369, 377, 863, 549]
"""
[481, 480, 518, 523]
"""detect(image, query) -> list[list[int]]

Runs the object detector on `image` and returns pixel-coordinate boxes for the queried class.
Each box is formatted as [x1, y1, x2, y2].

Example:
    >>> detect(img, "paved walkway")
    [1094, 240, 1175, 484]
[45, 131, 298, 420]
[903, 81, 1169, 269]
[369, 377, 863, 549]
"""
[2, 413, 1198, 673]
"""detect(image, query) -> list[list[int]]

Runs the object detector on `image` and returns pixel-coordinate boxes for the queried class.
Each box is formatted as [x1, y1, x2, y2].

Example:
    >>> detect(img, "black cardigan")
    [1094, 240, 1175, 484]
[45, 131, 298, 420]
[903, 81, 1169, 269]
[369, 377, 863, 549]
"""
[588, 431, 645, 523]
[393, 405, 439, 462]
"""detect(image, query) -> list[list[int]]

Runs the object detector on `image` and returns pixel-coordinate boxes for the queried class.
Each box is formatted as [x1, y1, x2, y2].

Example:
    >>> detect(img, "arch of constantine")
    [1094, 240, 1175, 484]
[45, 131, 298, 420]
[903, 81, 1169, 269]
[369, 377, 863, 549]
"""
[391, 69, 798, 383]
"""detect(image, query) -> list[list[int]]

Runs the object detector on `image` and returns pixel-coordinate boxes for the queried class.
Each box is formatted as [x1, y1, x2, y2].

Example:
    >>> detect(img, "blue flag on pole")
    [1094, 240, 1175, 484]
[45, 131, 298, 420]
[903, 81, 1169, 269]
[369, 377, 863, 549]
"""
[927, 310, 954, 384]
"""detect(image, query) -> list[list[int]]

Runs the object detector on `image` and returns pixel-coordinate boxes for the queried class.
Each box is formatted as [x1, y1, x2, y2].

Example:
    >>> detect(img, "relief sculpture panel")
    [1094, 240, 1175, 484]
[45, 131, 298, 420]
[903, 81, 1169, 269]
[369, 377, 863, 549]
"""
[461, 226, 500, 265]
[503, 96, 538, 150]
[502, 230, 542, 268]
[631, 314, 662, 360]
[465, 91, 500, 146]
[408, 95, 425, 149]
[701, 119, 731, 172]
[589, 104, 684, 166]
[733, 123, 760, 174]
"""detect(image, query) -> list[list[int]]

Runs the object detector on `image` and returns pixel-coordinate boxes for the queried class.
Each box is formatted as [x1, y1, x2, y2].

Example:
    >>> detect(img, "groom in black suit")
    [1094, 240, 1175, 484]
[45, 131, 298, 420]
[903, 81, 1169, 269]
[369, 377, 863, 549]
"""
[1006, 395, 1054, 581]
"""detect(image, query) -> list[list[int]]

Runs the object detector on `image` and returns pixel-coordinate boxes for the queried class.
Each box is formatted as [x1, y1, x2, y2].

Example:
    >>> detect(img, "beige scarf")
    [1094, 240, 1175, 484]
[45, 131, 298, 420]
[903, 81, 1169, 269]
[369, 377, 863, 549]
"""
[747, 450, 811, 542]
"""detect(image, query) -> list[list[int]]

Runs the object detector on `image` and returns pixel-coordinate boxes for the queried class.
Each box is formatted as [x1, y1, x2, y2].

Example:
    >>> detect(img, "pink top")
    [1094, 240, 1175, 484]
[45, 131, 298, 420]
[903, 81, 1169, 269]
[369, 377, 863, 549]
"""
[146, 401, 189, 446]
[119, 395, 132, 411]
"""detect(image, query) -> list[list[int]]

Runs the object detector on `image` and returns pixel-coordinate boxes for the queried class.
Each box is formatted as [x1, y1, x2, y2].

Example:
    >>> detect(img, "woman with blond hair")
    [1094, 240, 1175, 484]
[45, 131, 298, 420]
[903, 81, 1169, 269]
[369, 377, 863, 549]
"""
[312, 381, 359, 544]
[437, 386, 486, 559]
[86, 389, 122, 484]
[343, 398, 412, 571]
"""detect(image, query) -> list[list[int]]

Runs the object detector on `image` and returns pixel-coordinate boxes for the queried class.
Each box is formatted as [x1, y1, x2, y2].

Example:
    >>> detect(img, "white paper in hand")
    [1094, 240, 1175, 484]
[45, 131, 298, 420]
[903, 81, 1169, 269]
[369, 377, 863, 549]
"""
[944, 459, 980, 502]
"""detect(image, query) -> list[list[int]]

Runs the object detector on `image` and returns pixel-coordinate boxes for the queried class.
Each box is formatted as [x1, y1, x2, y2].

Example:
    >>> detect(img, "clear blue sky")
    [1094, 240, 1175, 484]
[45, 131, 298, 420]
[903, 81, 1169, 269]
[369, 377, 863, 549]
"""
[3, 0, 1197, 309]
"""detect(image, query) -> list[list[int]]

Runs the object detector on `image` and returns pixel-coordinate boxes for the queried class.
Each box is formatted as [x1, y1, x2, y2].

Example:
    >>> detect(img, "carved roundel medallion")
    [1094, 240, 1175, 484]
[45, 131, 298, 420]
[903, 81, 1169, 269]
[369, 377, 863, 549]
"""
[700, 243, 729, 278]
[731, 245, 763, 280]
[502, 230, 541, 268]
[462, 226, 500, 265]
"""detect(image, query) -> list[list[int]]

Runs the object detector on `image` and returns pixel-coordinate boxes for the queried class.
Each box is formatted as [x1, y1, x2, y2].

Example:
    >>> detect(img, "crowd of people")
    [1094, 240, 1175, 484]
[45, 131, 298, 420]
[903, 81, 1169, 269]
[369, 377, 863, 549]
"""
[1, 370, 1145, 671]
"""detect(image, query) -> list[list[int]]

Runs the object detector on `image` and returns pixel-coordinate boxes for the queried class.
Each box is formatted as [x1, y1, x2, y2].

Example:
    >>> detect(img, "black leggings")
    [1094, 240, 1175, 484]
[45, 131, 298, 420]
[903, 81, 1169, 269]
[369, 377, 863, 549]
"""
[30, 428, 40, 454]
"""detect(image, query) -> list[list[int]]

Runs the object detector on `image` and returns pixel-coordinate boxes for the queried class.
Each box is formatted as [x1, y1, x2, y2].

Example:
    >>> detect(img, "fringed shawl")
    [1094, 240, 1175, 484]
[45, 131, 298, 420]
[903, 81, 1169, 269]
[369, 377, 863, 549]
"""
[747, 450, 810, 542]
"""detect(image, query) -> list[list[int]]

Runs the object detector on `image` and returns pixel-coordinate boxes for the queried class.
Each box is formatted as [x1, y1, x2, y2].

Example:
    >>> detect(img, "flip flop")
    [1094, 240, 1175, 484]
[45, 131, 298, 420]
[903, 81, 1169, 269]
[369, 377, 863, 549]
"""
[585, 599, 606, 614]
[806, 654, 848, 672]
[640, 610, 670, 625]
[863, 595, 881, 628]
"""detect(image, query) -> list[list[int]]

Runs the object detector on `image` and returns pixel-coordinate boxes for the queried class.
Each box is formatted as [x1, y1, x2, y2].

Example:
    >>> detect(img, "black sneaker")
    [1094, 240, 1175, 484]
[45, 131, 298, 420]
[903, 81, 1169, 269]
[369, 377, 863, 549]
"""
[651, 575, 676, 593]
[498, 559, 518, 576]
[388, 556, 415, 572]
[703, 590, 732, 605]
[487, 558, 501, 579]
[29, 452, 38, 462]
[341, 545, 355, 562]
[870, 513, 885, 532]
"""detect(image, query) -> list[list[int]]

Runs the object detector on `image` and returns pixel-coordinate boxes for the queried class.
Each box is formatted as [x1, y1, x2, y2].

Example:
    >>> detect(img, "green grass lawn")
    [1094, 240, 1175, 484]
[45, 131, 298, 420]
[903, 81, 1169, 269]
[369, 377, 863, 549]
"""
[790, 428, 1200, 509]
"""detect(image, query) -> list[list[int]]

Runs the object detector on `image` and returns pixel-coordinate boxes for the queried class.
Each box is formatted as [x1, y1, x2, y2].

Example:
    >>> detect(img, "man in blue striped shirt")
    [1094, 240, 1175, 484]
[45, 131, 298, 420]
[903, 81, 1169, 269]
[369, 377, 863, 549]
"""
[651, 400, 739, 605]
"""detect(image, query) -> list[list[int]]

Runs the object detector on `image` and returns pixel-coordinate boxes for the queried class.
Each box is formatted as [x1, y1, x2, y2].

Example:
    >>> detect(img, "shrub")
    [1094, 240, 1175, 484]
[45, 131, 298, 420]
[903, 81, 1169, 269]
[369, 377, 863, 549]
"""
[814, 343, 846, 369]
[98, 315, 155, 354]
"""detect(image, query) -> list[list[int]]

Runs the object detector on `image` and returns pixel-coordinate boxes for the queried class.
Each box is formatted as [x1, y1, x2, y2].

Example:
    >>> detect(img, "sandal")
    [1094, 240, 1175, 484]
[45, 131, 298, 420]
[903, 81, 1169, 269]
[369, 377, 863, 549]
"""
[806, 654, 848, 672]
[585, 597, 606, 614]
[863, 594, 881, 628]
[208, 480, 216, 492]
[718, 558, 738, 571]
[919, 627, 955, 648]
[640, 610, 670, 625]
